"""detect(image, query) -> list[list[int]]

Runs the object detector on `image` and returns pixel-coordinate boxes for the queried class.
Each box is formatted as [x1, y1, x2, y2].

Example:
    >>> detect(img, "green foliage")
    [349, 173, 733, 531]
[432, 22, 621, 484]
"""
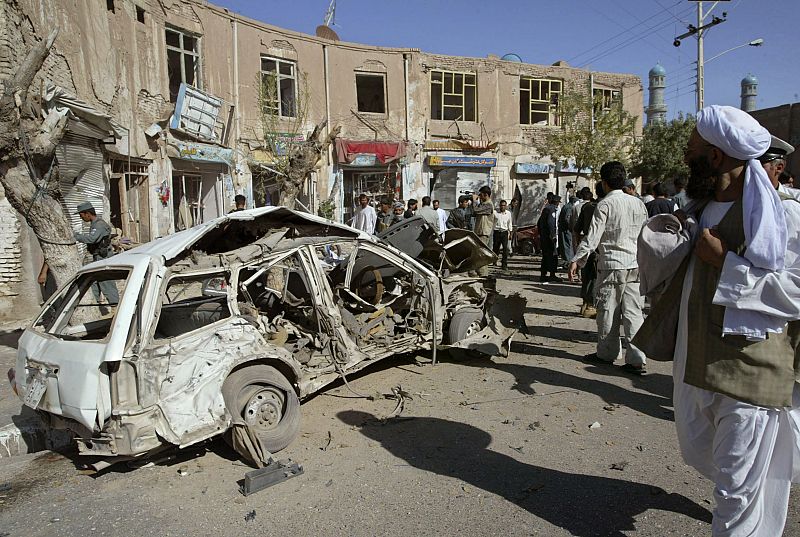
[631, 114, 695, 183]
[317, 198, 335, 220]
[533, 86, 638, 178]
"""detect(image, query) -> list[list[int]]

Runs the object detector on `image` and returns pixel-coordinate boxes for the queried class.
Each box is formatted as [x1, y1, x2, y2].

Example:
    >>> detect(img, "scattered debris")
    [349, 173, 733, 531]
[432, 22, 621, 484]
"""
[636, 444, 644, 452]
[325, 479, 333, 487]
[242, 459, 304, 496]
[603, 404, 620, 411]
[527, 421, 542, 431]
[49, 517, 60, 523]
[589, 421, 602, 429]
[508, 444, 525, 454]
[177, 466, 188, 476]
[610, 461, 629, 471]
[321, 431, 332, 451]
[0, 484, 10, 493]
[459, 389, 580, 406]
[244, 510, 256, 522]
[384, 385, 413, 419]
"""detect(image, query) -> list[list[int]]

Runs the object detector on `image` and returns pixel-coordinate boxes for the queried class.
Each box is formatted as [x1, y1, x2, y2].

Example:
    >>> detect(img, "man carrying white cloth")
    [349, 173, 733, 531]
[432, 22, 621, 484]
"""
[635, 105, 800, 536]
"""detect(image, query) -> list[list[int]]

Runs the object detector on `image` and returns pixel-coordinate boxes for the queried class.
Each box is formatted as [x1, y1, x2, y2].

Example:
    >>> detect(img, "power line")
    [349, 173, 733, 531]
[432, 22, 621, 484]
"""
[652, 0, 692, 25]
[577, 10, 693, 68]
[566, 1, 690, 63]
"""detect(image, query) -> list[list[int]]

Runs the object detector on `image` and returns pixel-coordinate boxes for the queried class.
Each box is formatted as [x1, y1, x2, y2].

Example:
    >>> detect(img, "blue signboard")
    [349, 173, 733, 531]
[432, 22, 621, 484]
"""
[173, 140, 234, 165]
[428, 155, 497, 168]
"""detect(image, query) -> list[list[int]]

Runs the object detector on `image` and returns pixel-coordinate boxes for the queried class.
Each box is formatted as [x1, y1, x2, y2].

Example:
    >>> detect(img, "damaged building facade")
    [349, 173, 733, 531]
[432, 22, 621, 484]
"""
[0, 0, 642, 318]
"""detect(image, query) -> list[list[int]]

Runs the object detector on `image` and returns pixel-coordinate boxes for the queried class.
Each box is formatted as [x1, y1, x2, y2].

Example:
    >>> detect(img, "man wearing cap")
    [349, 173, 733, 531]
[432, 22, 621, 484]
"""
[374, 198, 394, 234]
[569, 162, 648, 374]
[74, 201, 119, 304]
[759, 135, 799, 201]
[636, 106, 800, 536]
[391, 201, 405, 225]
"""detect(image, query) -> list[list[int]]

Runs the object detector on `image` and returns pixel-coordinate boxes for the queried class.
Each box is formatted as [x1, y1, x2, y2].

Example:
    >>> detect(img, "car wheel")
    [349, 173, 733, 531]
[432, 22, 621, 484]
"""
[448, 308, 485, 343]
[519, 240, 534, 256]
[222, 365, 300, 454]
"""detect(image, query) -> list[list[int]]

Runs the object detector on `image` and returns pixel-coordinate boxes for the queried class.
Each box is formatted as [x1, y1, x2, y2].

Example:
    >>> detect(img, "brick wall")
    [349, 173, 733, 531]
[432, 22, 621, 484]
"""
[0, 186, 23, 317]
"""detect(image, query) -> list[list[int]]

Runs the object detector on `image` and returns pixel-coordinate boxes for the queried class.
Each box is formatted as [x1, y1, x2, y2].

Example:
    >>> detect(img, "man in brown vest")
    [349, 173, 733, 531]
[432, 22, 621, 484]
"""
[638, 105, 800, 536]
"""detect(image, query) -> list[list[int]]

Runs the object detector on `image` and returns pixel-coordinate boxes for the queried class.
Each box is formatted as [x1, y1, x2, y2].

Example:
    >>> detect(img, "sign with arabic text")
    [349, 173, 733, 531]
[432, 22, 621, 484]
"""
[516, 162, 553, 174]
[427, 155, 497, 168]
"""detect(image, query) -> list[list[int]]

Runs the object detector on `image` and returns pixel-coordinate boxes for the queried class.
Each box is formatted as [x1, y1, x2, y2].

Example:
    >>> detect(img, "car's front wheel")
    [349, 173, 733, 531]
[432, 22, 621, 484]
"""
[222, 365, 300, 454]
[448, 308, 485, 343]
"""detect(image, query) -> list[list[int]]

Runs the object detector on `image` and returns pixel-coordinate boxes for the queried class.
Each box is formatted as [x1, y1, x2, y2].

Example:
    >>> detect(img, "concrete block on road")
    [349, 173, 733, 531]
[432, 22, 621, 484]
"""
[0, 416, 73, 458]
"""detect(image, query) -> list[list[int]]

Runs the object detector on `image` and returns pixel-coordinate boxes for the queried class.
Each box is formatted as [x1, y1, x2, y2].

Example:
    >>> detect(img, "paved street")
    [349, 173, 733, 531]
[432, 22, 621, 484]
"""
[1, 256, 798, 536]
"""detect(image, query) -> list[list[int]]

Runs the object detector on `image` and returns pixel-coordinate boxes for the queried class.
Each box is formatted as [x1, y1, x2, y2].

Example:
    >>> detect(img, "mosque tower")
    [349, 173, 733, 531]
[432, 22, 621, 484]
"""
[740, 73, 758, 112]
[646, 64, 667, 125]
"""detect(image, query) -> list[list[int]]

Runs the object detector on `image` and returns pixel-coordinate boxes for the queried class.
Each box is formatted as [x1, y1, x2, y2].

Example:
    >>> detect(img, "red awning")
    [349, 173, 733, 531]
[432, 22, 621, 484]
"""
[335, 139, 406, 165]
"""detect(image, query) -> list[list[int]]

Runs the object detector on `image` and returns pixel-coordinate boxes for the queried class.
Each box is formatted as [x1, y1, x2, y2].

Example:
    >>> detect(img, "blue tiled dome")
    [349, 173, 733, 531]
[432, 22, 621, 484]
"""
[649, 64, 666, 77]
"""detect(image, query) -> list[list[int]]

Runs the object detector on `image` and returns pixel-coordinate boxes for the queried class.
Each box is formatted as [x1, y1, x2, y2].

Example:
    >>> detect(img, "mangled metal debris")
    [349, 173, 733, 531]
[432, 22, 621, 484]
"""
[9, 207, 518, 467]
[242, 459, 304, 496]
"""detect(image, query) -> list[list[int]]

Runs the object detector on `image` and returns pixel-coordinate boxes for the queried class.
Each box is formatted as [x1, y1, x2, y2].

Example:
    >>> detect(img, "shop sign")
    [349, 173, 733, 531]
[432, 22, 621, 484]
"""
[348, 153, 380, 167]
[515, 162, 553, 174]
[427, 155, 497, 168]
[271, 132, 305, 156]
[174, 140, 233, 165]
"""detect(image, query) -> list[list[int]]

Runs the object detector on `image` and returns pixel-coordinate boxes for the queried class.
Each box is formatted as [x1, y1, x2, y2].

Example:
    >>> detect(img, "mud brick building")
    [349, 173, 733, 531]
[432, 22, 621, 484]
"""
[0, 0, 642, 318]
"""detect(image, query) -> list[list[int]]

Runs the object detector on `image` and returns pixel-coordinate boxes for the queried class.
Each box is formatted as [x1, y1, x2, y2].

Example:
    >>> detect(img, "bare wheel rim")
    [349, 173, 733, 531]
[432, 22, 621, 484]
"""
[465, 320, 482, 337]
[242, 386, 286, 431]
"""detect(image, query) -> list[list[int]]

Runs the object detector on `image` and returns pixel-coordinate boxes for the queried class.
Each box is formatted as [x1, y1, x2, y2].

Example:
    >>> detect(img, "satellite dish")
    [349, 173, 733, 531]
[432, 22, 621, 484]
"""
[315, 25, 340, 41]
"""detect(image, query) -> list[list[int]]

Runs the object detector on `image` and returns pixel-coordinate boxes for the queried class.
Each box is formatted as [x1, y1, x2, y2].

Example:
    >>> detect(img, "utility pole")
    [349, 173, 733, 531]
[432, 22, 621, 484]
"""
[672, 2, 727, 112]
[696, 2, 704, 112]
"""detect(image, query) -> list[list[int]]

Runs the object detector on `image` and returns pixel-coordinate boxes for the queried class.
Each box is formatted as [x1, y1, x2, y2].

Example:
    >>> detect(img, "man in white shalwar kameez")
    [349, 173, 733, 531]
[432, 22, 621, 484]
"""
[668, 106, 800, 536]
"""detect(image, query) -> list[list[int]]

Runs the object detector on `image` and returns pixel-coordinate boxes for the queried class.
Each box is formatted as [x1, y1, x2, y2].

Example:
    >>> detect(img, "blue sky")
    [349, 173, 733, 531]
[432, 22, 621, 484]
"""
[215, 0, 799, 120]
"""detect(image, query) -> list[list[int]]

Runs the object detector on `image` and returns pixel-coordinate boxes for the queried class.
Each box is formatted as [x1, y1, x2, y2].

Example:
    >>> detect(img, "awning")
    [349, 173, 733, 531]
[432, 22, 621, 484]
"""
[335, 139, 406, 165]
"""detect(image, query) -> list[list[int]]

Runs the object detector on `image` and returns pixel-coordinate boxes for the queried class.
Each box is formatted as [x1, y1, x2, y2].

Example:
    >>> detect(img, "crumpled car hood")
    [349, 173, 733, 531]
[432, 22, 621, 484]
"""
[378, 216, 496, 273]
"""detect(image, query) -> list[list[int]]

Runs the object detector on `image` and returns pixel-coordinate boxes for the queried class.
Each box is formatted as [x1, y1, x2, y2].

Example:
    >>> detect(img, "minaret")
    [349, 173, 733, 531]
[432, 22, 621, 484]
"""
[740, 74, 758, 112]
[646, 64, 667, 125]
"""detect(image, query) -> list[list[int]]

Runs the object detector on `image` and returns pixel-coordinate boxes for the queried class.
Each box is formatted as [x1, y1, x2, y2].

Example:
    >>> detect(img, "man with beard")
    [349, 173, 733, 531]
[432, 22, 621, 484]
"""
[636, 106, 800, 536]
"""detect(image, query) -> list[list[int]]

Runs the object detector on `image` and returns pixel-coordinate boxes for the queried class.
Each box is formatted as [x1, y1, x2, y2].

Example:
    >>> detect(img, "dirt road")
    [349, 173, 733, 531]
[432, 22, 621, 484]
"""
[1, 256, 798, 536]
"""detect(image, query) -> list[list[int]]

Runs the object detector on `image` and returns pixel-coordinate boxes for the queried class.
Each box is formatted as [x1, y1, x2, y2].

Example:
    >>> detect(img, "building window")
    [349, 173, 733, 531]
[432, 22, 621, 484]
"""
[260, 56, 297, 118]
[135, 5, 145, 23]
[519, 77, 562, 126]
[166, 27, 200, 102]
[593, 88, 622, 117]
[430, 70, 476, 122]
[355, 73, 386, 114]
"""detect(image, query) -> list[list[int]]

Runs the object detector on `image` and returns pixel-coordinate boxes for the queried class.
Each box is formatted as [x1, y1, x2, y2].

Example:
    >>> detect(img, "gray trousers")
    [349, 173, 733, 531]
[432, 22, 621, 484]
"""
[595, 268, 646, 365]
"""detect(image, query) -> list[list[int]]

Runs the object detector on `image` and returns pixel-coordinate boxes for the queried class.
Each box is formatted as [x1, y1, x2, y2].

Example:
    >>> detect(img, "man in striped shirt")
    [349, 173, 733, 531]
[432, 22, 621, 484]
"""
[568, 161, 648, 375]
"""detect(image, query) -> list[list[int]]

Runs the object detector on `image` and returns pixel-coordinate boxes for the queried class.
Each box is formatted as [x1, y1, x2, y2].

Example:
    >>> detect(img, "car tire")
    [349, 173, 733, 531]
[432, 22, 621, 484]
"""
[448, 308, 485, 343]
[222, 365, 300, 454]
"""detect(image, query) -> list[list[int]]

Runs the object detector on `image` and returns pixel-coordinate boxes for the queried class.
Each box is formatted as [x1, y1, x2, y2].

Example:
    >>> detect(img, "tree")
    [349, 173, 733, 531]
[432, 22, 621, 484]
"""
[631, 114, 695, 185]
[255, 72, 340, 211]
[0, 29, 84, 290]
[533, 86, 638, 181]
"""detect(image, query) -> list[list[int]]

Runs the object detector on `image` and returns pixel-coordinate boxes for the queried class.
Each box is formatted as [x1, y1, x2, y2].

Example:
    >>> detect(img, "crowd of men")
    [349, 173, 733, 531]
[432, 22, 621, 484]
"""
[348, 106, 800, 536]
[348, 186, 515, 273]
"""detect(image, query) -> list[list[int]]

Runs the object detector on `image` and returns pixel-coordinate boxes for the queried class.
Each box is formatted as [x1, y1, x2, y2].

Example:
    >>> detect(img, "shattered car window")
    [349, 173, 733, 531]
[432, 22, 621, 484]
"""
[34, 269, 130, 341]
[154, 272, 232, 339]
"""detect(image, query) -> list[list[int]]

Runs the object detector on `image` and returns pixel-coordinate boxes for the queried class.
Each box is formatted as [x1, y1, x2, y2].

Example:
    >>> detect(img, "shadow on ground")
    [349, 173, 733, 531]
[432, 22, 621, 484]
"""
[338, 411, 710, 536]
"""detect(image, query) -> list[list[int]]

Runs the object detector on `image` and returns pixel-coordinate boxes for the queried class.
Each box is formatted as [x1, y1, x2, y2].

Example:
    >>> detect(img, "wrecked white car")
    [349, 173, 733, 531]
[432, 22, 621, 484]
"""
[9, 208, 512, 465]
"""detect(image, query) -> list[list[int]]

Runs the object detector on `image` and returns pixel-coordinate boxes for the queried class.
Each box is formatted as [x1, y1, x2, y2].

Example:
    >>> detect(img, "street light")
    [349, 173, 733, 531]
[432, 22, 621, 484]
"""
[704, 39, 764, 64]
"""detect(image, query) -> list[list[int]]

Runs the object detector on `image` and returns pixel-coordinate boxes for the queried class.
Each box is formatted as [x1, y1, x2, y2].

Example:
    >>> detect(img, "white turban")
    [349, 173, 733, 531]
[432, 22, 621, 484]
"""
[696, 105, 786, 271]
[697, 105, 788, 340]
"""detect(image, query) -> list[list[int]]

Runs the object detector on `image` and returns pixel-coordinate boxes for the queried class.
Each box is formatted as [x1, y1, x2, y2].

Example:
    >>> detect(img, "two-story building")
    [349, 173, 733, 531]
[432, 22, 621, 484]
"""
[0, 0, 642, 318]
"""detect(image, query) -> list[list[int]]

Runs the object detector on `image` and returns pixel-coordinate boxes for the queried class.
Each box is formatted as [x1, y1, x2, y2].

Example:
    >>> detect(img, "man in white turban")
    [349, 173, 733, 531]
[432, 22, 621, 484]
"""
[636, 105, 800, 536]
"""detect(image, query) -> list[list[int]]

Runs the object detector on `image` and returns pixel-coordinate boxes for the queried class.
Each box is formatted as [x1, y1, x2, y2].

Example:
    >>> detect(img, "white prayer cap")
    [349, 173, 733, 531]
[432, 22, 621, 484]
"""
[695, 105, 786, 272]
[696, 105, 771, 160]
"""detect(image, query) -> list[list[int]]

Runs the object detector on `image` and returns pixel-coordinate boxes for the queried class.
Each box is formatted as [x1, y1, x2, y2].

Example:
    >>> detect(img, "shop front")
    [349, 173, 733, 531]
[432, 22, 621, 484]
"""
[334, 139, 406, 224]
[427, 155, 497, 210]
[167, 138, 235, 231]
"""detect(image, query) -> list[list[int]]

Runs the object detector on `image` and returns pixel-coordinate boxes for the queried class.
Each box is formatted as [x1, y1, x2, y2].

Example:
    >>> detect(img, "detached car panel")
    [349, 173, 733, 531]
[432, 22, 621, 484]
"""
[12, 207, 514, 465]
